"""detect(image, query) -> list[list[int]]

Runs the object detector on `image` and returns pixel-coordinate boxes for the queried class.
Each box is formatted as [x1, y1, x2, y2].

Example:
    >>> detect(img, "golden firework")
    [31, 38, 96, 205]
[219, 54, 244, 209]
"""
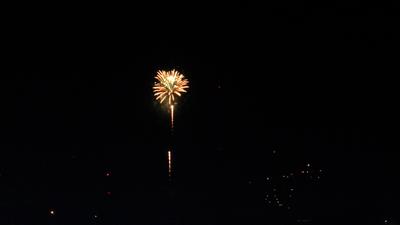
[153, 69, 189, 128]
[153, 69, 189, 105]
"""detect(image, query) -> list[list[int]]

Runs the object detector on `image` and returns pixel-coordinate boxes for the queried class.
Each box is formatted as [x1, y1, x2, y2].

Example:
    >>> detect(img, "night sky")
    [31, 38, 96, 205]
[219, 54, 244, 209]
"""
[1, 2, 400, 225]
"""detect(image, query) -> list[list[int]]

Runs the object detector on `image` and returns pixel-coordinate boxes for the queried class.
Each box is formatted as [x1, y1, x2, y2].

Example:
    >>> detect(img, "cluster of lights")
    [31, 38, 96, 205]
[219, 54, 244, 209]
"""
[298, 163, 323, 181]
[262, 162, 324, 210]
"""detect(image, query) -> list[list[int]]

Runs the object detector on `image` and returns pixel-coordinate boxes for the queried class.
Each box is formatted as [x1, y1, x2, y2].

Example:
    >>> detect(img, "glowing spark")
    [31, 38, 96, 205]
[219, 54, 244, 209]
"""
[153, 69, 189, 128]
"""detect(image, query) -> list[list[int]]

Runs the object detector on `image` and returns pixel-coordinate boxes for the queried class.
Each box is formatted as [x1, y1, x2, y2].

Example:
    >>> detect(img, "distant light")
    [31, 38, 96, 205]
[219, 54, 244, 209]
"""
[106, 191, 112, 196]
[105, 171, 112, 177]
[49, 209, 56, 216]
[301, 171, 305, 174]
[307, 163, 311, 167]
[384, 219, 388, 223]
[266, 177, 270, 181]
[272, 150, 277, 154]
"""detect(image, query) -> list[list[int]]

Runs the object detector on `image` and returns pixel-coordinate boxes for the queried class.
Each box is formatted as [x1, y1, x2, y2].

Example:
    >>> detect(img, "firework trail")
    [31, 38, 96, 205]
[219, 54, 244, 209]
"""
[168, 150, 172, 179]
[153, 69, 189, 181]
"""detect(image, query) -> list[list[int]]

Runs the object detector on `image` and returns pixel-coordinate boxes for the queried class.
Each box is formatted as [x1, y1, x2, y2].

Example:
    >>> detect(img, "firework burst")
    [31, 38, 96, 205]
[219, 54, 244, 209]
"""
[153, 69, 189, 105]
[153, 69, 189, 128]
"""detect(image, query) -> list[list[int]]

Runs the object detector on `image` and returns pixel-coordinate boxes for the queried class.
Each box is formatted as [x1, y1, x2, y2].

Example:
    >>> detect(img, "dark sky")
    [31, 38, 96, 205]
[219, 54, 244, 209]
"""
[1, 2, 399, 225]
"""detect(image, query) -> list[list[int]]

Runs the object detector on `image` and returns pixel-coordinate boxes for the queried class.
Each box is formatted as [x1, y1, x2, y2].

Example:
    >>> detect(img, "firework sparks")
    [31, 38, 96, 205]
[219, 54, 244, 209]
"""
[153, 69, 189, 128]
